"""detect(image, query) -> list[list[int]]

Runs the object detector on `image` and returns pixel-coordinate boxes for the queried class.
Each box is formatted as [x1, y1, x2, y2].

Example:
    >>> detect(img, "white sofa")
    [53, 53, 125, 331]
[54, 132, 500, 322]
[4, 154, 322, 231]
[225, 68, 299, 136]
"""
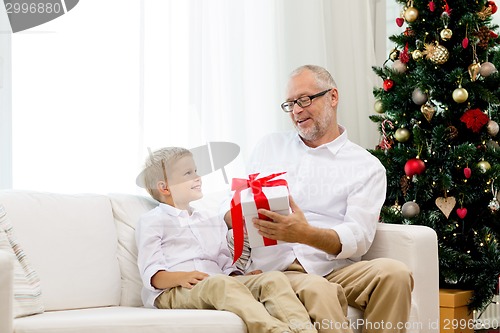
[0, 190, 440, 333]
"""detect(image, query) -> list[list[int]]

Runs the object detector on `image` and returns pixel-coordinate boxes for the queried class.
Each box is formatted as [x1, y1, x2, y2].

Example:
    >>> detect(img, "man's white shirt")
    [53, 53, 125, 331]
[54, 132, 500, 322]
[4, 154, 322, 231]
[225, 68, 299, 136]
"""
[243, 125, 387, 276]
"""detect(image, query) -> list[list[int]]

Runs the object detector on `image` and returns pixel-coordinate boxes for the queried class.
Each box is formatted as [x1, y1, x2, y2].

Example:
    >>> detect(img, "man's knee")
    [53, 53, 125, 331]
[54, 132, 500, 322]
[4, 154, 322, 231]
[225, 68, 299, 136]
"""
[371, 258, 413, 290]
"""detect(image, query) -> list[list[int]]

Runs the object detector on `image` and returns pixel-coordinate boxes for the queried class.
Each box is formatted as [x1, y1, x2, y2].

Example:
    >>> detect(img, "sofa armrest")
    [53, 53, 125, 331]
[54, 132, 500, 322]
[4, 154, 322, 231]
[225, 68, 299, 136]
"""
[362, 223, 439, 332]
[0, 250, 14, 333]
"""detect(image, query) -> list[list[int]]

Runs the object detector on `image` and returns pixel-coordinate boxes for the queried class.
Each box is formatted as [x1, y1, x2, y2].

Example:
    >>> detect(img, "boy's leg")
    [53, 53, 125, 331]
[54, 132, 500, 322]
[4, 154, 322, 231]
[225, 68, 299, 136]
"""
[235, 271, 317, 333]
[154, 274, 300, 333]
[283, 262, 353, 333]
[324, 258, 413, 333]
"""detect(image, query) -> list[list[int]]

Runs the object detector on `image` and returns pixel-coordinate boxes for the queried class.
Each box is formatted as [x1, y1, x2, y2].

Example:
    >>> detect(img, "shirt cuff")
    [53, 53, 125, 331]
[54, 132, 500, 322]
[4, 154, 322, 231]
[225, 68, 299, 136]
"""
[329, 224, 356, 259]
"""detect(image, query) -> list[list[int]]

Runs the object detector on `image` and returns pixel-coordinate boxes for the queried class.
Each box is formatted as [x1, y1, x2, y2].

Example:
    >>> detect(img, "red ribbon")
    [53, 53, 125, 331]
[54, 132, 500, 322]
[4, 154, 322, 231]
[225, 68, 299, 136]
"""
[230, 172, 287, 263]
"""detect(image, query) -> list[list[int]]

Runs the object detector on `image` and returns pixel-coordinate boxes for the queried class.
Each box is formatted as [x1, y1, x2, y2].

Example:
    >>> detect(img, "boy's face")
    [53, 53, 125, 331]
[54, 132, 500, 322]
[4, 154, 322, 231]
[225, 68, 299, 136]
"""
[166, 155, 202, 207]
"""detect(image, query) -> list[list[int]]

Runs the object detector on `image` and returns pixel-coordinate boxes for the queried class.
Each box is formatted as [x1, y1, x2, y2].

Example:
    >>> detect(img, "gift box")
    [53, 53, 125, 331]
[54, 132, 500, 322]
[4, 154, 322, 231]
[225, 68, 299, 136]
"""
[240, 185, 290, 248]
[439, 289, 474, 333]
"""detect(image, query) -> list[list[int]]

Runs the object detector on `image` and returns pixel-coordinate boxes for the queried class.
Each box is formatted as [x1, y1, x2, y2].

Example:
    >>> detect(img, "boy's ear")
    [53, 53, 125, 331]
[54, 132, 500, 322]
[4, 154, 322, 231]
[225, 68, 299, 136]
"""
[156, 181, 170, 195]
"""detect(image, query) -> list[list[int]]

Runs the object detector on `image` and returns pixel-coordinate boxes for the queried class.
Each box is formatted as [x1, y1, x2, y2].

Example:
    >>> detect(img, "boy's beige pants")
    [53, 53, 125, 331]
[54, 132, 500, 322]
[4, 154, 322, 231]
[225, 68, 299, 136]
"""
[154, 271, 317, 333]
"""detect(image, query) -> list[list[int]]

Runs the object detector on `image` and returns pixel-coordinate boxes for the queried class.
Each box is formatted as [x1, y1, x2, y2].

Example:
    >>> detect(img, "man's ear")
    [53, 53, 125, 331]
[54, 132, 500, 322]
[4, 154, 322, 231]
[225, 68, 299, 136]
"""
[157, 181, 170, 195]
[330, 87, 339, 109]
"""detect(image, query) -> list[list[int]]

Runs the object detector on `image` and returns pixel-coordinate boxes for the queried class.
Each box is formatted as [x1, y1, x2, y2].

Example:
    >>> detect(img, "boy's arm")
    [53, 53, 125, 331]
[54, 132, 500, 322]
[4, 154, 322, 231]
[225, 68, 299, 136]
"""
[151, 270, 209, 289]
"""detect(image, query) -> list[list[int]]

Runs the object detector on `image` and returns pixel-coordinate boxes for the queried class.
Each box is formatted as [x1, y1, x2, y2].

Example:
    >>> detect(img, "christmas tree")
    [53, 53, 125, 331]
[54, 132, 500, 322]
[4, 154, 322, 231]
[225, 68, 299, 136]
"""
[370, 0, 500, 310]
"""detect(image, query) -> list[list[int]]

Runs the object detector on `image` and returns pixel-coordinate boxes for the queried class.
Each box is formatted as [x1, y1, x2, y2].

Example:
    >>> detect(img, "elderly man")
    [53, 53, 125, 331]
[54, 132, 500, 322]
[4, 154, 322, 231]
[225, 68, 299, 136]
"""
[225, 65, 413, 333]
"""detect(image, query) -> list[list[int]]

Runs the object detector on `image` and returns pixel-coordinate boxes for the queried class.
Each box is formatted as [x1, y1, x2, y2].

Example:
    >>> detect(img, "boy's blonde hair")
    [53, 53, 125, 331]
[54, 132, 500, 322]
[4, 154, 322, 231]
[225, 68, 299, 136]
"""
[141, 147, 192, 202]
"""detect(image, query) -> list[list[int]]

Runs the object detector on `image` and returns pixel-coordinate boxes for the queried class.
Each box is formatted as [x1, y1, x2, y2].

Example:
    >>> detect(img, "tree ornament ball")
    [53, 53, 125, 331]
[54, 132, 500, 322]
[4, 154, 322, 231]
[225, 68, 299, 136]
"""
[477, 160, 491, 173]
[374, 100, 384, 114]
[389, 49, 400, 61]
[395, 128, 411, 142]
[392, 60, 407, 74]
[402, 201, 420, 218]
[487, 120, 499, 137]
[404, 7, 419, 22]
[411, 88, 428, 105]
[440, 28, 453, 41]
[452, 87, 468, 103]
[412, 50, 423, 60]
[480, 62, 498, 77]
[404, 158, 426, 177]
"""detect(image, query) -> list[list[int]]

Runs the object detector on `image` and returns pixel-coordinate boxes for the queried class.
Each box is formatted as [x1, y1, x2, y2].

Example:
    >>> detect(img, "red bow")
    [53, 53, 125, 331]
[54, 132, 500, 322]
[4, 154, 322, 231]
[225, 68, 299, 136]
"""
[230, 172, 287, 263]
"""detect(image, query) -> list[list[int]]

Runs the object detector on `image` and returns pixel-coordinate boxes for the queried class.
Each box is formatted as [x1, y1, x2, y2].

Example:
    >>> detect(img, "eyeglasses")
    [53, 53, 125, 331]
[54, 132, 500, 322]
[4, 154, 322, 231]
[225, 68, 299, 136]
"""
[280, 89, 331, 113]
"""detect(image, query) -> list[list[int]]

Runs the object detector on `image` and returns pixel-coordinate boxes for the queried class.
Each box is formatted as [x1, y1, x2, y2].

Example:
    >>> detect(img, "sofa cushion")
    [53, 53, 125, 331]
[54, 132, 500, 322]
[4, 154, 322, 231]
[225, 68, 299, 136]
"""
[108, 193, 157, 307]
[0, 205, 44, 318]
[0, 191, 121, 311]
[13, 306, 247, 333]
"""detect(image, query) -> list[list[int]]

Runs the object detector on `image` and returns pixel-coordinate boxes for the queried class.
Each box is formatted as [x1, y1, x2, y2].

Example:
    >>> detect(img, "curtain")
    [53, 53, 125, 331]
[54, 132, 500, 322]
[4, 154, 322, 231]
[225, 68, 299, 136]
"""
[6, 0, 381, 194]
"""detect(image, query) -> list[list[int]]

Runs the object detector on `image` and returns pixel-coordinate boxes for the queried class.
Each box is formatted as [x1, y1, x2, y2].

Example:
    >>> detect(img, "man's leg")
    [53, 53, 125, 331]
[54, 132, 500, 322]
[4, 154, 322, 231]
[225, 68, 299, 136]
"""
[325, 258, 413, 333]
[155, 274, 297, 333]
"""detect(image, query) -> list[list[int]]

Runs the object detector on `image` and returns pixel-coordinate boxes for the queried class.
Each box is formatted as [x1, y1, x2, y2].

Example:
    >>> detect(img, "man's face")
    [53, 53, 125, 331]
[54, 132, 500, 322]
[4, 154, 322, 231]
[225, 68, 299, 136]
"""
[286, 70, 337, 146]
[167, 155, 203, 206]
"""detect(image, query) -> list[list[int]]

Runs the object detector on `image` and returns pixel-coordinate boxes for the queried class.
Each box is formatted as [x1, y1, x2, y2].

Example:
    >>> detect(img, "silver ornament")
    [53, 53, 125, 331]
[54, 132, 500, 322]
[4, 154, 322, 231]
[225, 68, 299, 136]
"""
[480, 62, 498, 77]
[487, 120, 499, 137]
[392, 60, 407, 74]
[489, 198, 500, 212]
[411, 88, 428, 105]
[402, 201, 420, 218]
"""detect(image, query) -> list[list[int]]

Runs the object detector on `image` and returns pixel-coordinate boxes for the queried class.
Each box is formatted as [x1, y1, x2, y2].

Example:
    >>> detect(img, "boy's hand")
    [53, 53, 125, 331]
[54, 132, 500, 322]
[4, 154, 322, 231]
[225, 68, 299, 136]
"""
[177, 271, 209, 289]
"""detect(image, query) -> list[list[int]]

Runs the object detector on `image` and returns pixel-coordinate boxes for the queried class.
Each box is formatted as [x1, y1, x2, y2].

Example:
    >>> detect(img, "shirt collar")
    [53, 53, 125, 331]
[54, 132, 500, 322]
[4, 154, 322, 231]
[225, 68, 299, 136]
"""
[295, 124, 348, 156]
[158, 203, 198, 218]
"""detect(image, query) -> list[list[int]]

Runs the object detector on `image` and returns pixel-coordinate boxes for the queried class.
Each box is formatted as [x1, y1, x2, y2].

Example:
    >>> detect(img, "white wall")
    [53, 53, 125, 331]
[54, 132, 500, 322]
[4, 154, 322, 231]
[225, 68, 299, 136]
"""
[0, 6, 12, 189]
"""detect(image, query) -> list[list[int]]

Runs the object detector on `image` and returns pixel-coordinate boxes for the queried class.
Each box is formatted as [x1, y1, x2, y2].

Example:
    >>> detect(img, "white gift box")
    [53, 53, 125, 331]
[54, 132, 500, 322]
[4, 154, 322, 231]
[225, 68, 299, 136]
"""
[240, 185, 290, 248]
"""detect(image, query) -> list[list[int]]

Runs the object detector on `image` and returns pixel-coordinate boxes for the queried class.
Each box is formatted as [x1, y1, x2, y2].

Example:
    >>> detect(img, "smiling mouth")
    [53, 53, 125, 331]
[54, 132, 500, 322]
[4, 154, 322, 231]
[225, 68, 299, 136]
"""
[192, 185, 202, 190]
[296, 118, 310, 124]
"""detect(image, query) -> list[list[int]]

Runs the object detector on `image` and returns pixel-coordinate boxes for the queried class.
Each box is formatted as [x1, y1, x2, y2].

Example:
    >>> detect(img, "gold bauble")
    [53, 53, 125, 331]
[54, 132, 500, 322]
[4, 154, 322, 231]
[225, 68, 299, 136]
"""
[389, 49, 400, 61]
[395, 128, 411, 142]
[374, 100, 384, 114]
[412, 50, 423, 60]
[477, 160, 491, 173]
[440, 28, 453, 41]
[452, 87, 468, 103]
[424, 43, 449, 65]
[404, 7, 419, 22]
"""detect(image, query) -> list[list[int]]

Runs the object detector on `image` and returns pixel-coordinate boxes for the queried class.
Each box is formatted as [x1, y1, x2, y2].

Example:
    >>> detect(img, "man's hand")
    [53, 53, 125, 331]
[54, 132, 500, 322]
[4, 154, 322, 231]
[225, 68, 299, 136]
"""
[252, 195, 342, 255]
[252, 195, 310, 243]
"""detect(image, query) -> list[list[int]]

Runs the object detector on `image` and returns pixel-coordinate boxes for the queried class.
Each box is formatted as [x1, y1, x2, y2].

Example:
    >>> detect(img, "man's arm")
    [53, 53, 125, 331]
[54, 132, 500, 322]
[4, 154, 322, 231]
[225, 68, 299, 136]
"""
[151, 270, 208, 289]
[252, 195, 342, 255]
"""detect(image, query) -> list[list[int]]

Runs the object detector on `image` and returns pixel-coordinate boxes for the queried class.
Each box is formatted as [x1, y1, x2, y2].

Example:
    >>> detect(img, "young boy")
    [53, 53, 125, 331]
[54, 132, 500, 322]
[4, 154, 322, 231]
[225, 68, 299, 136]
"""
[135, 147, 316, 333]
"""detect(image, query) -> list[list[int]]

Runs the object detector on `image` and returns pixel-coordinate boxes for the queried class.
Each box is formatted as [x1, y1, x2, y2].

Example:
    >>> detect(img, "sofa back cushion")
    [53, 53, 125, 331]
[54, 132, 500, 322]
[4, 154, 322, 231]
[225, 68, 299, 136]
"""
[0, 191, 121, 311]
[109, 190, 228, 307]
[108, 193, 157, 307]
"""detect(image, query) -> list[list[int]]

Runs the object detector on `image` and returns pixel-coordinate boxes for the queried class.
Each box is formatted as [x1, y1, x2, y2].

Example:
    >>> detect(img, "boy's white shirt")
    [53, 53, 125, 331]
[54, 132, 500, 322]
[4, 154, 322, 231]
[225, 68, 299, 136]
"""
[136, 203, 238, 308]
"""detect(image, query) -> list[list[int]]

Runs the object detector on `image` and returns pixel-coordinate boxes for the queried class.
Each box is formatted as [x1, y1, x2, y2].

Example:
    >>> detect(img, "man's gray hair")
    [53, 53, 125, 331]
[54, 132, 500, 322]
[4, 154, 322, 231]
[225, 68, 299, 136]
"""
[290, 65, 337, 90]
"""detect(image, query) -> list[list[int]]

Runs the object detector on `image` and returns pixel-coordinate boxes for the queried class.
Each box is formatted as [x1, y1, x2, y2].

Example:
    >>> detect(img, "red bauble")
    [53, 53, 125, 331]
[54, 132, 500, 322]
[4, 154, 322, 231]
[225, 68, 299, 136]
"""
[488, 1, 497, 14]
[396, 18, 404, 27]
[383, 79, 394, 91]
[404, 158, 426, 177]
